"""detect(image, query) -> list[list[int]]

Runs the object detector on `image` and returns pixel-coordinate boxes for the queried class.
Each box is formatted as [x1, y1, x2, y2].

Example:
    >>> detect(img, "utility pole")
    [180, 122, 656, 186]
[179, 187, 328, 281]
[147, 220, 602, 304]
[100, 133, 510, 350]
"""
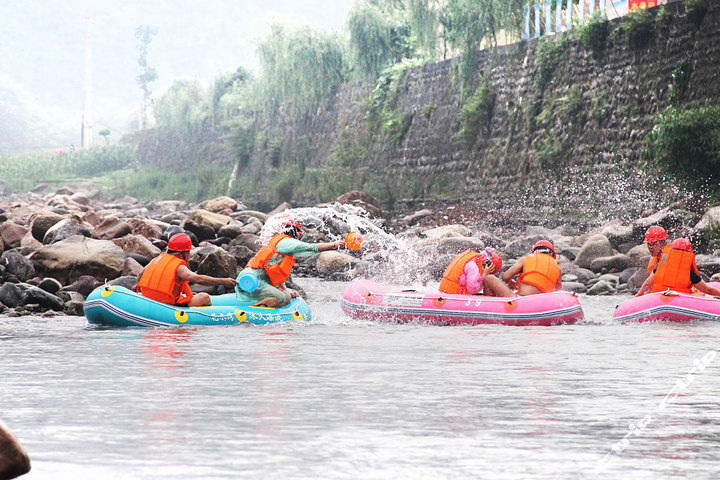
[82, 15, 93, 148]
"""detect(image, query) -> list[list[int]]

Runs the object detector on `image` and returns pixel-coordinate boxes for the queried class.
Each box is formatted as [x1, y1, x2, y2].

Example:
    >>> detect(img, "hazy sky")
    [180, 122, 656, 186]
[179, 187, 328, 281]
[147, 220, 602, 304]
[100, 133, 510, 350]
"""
[0, 0, 354, 138]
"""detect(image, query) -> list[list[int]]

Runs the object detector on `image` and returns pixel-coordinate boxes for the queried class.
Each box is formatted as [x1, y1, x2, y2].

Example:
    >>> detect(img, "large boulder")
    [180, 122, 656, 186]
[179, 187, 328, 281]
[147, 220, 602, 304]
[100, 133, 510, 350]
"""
[315, 251, 360, 276]
[575, 234, 614, 269]
[589, 254, 635, 273]
[29, 235, 126, 284]
[181, 218, 217, 243]
[336, 191, 383, 217]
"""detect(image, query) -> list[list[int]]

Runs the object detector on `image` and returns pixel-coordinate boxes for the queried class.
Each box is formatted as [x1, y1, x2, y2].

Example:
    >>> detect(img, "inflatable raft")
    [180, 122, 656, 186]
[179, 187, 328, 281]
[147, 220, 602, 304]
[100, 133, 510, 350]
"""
[614, 283, 720, 323]
[84, 285, 311, 327]
[341, 279, 583, 326]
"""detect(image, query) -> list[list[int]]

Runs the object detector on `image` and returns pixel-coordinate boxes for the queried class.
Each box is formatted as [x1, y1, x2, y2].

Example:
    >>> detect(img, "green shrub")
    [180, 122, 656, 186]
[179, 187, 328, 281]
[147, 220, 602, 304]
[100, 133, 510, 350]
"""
[645, 103, 720, 194]
[455, 77, 496, 147]
[534, 36, 569, 90]
[613, 8, 654, 49]
[577, 12, 608, 59]
[670, 54, 693, 106]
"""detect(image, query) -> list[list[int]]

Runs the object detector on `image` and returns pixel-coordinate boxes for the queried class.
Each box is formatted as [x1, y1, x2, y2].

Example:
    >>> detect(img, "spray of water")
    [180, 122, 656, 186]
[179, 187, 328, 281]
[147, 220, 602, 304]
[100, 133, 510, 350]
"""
[258, 203, 425, 285]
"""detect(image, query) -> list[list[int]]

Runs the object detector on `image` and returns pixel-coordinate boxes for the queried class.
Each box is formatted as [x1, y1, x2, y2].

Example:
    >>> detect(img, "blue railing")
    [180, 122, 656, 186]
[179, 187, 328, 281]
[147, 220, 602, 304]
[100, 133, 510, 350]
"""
[524, 0, 610, 39]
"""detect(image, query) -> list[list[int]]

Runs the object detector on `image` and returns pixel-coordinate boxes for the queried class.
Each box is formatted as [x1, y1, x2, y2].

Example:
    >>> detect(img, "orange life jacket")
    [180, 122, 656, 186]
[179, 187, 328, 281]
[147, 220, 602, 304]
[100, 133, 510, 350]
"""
[246, 234, 295, 286]
[518, 252, 560, 293]
[647, 256, 659, 274]
[136, 252, 194, 305]
[652, 246, 696, 294]
[439, 249, 481, 295]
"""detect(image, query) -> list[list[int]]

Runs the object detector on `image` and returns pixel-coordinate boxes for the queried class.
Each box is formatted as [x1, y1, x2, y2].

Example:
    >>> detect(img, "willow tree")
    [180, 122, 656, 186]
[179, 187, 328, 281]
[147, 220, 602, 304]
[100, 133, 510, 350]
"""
[346, 1, 413, 82]
[135, 25, 158, 131]
[153, 80, 206, 133]
[255, 22, 346, 117]
[406, 0, 442, 60]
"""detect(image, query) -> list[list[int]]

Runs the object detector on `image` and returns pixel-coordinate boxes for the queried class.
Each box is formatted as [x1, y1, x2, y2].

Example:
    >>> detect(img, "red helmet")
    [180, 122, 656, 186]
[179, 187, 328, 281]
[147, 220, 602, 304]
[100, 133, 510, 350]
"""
[670, 237, 692, 252]
[168, 233, 193, 252]
[489, 252, 503, 273]
[282, 219, 302, 238]
[532, 240, 556, 258]
[644, 226, 668, 243]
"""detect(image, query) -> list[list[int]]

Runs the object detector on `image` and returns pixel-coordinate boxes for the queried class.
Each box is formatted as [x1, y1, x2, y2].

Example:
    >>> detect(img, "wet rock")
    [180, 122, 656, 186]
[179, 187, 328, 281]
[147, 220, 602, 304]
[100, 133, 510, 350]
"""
[315, 251, 360, 276]
[586, 280, 616, 295]
[627, 268, 649, 294]
[64, 299, 85, 316]
[108, 276, 139, 290]
[695, 254, 720, 277]
[0, 419, 31, 479]
[0, 250, 35, 282]
[30, 235, 125, 284]
[43, 217, 93, 244]
[0, 284, 24, 308]
[336, 191, 383, 217]
[240, 218, 263, 235]
[126, 252, 150, 267]
[402, 209, 433, 226]
[23, 285, 64, 311]
[575, 234, 614, 269]
[562, 281, 587, 294]
[217, 221, 246, 239]
[227, 245, 254, 270]
[601, 222, 634, 250]
[619, 267, 639, 285]
[228, 233, 261, 252]
[435, 237, 486, 256]
[589, 254, 635, 273]
[122, 257, 144, 277]
[234, 210, 269, 224]
[420, 224, 472, 241]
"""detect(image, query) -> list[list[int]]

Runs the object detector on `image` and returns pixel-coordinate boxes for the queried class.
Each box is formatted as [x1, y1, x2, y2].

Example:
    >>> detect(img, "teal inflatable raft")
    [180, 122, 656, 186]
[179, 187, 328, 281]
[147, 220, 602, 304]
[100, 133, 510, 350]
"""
[84, 285, 311, 327]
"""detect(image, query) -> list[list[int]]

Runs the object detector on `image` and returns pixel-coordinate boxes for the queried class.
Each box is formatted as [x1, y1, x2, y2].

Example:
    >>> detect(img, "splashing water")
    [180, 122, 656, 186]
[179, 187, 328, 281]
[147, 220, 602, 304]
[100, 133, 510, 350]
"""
[258, 203, 426, 286]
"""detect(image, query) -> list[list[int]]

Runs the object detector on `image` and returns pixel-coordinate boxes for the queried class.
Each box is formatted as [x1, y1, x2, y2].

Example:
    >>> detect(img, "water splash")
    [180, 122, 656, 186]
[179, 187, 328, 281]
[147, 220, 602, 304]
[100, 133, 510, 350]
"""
[258, 203, 425, 286]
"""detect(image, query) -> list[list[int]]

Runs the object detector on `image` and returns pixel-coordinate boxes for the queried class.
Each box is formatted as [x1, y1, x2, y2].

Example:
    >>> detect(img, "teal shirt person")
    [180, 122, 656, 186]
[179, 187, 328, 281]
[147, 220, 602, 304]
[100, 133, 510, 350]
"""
[236, 222, 344, 307]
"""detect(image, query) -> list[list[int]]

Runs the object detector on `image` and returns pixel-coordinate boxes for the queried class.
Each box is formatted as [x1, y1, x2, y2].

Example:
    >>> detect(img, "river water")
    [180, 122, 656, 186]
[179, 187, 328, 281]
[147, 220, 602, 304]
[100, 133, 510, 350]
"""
[2, 279, 719, 480]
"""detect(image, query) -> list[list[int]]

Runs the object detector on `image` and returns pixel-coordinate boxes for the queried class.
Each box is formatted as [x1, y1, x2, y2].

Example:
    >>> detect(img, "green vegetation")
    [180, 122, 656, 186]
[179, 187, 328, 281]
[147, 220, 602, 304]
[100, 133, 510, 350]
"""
[455, 76, 496, 147]
[670, 54, 693, 106]
[685, 0, 709, 27]
[645, 102, 720, 196]
[534, 36, 569, 91]
[577, 12, 609, 59]
[612, 7, 654, 49]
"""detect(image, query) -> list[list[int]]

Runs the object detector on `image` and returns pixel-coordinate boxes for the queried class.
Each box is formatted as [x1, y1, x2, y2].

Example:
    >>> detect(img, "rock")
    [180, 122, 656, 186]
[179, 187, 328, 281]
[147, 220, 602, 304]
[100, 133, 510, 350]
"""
[161, 225, 185, 243]
[194, 246, 238, 278]
[23, 285, 65, 311]
[435, 237, 486, 256]
[228, 245, 255, 269]
[181, 218, 217, 242]
[0, 250, 35, 282]
[619, 267, 639, 284]
[589, 254, 635, 273]
[233, 210, 269, 224]
[198, 196, 238, 213]
[64, 299, 85, 316]
[575, 234, 614, 269]
[402, 209, 433, 226]
[336, 191, 383, 217]
[122, 256, 145, 277]
[315, 251, 360, 276]
[43, 217, 93, 244]
[601, 222, 634, 250]
[626, 244, 651, 268]
[695, 254, 720, 277]
[627, 268, 650, 294]
[0, 419, 31, 479]
[112, 234, 162, 260]
[29, 235, 125, 284]
[30, 212, 65, 241]
[420, 224, 472, 241]
[126, 252, 151, 267]
[63, 275, 103, 297]
[0, 222, 29, 249]
[570, 267, 598, 283]
[228, 234, 262, 252]
[92, 215, 132, 240]
[633, 211, 683, 241]
[125, 217, 163, 239]
[0, 283, 24, 308]
[188, 209, 232, 231]
[108, 276, 139, 290]
[240, 219, 263, 235]
[267, 202, 292, 217]
[562, 281, 587, 293]
[217, 221, 246, 239]
[38, 277, 62, 295]
[586, 280, 616, 295]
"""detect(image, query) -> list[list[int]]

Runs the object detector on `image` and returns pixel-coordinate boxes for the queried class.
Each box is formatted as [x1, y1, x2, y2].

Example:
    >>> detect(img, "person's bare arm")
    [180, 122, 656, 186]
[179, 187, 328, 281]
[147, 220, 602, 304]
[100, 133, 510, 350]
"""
[635, 273, 654, 297]
[176, 265, 238, 287]
[694, 280, 720, 297]
[501, 257, 525, 289]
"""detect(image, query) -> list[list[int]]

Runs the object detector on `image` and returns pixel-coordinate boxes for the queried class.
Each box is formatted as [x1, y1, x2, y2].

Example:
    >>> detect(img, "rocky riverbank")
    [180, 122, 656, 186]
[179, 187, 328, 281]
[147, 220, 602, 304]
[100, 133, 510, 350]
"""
[1, 187, 720, 317]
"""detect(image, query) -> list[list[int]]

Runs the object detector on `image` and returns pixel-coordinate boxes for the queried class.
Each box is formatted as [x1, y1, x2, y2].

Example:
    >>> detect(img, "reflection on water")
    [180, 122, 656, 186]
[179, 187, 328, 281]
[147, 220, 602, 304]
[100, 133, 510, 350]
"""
[1, 280, 720, 479]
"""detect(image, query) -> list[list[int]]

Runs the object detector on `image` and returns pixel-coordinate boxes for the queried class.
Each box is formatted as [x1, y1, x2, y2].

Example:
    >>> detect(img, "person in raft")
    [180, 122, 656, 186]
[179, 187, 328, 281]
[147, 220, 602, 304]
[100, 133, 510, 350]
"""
[635, 237, 720, 297]
[135, 233, 238, 307]
[236, 220, 345, 308]
[643, 225, 669, 274]
[482, 240, 562, 297]
[439, 247, 503, 296]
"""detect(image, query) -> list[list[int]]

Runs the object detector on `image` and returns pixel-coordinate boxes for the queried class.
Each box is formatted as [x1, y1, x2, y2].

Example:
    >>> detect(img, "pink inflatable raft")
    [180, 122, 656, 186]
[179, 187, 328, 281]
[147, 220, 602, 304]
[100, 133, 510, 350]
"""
[613, 283, 720, 323]
[341, 279, 583, 326]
